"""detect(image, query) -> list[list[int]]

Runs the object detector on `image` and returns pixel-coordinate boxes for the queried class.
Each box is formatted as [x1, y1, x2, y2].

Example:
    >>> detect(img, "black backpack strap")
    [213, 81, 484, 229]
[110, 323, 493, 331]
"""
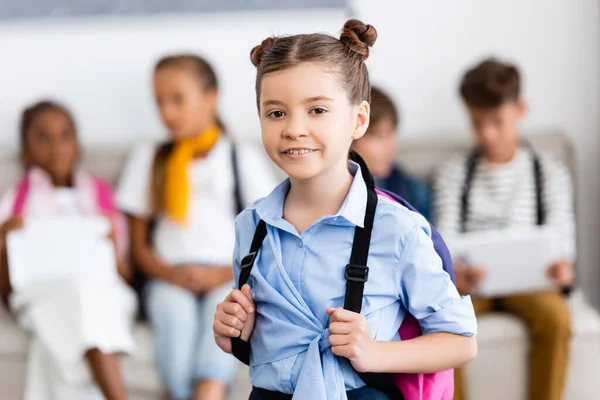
[460, 149, 480, 233]
[343, 188, 377, 312]
[345, 152, 377, 312]
[348, 151, 405, 400]
[231, 143, 244, 215]
[231, 219, 267, 365]
[237, 220, 267, 290]
[531, 152, 545, 226]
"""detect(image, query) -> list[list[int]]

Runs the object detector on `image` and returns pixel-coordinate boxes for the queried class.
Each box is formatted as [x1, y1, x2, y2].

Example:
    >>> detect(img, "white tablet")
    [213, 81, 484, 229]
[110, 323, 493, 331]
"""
[7, 216, 117, 291]
[444, 227, 562, 297]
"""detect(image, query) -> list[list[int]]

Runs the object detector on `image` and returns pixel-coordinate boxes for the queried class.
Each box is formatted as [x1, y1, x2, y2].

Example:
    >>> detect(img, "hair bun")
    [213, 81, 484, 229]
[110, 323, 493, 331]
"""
[340, 19, 377, 59]
[250, 37, 278, 67]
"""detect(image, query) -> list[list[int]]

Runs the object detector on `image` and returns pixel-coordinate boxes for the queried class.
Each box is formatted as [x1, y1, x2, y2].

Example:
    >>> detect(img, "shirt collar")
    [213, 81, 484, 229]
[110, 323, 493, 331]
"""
[253, 160, 368, 229]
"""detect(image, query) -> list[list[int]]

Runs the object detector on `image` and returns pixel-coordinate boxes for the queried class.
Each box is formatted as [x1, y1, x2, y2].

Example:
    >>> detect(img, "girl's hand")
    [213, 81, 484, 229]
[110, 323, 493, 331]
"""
[214, 284, 256, 353]
[547, 259, 574, 287]
[0, 216, 24, 251]
[327, 307, 380, 373]
[169, 265, 221, 294]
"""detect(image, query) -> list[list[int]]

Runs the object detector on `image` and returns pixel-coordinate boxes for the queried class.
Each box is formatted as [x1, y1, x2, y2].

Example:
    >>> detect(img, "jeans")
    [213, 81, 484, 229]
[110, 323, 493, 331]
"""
[145, 280, 237, 399]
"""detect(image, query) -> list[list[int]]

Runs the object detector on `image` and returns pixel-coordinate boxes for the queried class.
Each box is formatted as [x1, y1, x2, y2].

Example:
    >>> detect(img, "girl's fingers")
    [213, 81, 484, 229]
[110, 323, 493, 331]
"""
[328, 333, 350, 347]
[214, 318, 242, 338]
[327, 307, 361, 323]
[229, 289, 254, 314]
[241, 284, 255, 305]
[328, 321, 352, 335]
[221, 301, 248, 323]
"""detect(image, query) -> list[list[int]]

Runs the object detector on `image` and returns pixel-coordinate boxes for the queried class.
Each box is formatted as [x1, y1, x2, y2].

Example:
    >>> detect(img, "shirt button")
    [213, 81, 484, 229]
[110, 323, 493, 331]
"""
[332, 217, 339, 221]
[298, 240, 304, 248]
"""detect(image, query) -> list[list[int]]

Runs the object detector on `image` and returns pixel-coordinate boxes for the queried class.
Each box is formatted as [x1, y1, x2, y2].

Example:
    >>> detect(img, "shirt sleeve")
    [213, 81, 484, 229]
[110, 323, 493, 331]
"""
[541, 155, 577, 261]
[237, 143, 280, 206]
[115, 144, 156, 218]
[397, 221, 477, 337]
[433, 154, 467, 235]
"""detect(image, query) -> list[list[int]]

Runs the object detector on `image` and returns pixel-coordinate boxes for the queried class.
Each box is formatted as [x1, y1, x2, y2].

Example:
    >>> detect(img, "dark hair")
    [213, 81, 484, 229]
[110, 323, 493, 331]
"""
[151, 54, 225, 214]
[459, 57, 521, 108]
[368, 86, 399, 131]
[20, 100, 76, 151]
[250, 19, 377, 109]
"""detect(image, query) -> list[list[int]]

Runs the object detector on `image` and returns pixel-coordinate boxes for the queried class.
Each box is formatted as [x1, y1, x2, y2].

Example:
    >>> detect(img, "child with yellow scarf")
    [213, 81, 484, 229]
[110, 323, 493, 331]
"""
[116, 54, 277, 400]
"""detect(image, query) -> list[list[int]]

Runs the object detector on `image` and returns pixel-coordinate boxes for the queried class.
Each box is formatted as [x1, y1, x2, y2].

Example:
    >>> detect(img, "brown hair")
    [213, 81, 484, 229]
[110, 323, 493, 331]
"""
[150, 54, 224, 214]
[367, 86, 399, 131]
[20, 100, 76, 152]
[249, 19, 377, 109]
[459, 57, 521, 108]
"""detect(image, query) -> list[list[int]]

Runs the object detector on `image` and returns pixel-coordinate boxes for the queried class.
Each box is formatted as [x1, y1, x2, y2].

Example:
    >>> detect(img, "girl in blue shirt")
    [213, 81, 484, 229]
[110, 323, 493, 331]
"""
[213, 19, 478, 400]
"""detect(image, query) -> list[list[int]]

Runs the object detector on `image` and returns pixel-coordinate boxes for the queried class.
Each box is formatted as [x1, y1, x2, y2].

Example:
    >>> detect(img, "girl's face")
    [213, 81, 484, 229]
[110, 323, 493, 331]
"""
[259, 62, 370, 182]
[352, 117, 398, 179]
[154, 67, 218, 140]
[23, 109, 79, 184]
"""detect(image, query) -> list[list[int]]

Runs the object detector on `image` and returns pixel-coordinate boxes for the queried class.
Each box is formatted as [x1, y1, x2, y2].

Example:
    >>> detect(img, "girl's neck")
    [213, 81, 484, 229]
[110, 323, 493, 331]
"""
[50, 174, 72, 188]
[31, 166, 73, 188]
[285, 159, 353, 231]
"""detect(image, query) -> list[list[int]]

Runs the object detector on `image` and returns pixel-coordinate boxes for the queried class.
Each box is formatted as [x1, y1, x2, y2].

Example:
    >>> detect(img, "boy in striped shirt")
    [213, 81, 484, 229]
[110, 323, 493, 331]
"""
[434, 58, 575, 400]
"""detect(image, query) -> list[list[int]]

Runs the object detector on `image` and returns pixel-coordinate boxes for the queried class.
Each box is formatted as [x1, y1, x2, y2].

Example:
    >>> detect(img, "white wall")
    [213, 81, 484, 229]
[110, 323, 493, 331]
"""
[0, 9, 347, 147]
[353, 0, 600, 307]
[0, 1, 598, 306]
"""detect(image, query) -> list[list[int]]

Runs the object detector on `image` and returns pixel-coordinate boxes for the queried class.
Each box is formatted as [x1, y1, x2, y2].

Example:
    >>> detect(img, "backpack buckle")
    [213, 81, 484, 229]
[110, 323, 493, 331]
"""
[345, 264, 369, 283]
[241, 252, 257, 269]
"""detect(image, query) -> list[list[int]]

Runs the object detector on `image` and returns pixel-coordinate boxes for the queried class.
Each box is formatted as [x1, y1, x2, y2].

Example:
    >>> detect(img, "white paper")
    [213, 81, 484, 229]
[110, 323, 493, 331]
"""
[7, 216, 117, 291]
[444, 227, 563, 297]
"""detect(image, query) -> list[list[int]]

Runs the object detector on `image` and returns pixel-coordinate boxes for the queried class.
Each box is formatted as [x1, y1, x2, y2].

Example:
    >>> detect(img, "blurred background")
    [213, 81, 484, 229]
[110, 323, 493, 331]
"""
[0, 1, 598, 399]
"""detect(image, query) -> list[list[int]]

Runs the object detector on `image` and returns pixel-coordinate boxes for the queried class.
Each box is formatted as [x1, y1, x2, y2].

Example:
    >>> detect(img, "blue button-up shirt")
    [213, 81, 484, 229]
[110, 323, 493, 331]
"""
[233, 162, 477, 400]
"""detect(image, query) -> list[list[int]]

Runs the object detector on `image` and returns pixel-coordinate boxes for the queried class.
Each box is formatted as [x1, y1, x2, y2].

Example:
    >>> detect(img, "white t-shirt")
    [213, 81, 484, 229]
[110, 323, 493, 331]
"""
[0, 187, 82, 223]
[116, 137, 278, 266]
[54, 189, 81, 217]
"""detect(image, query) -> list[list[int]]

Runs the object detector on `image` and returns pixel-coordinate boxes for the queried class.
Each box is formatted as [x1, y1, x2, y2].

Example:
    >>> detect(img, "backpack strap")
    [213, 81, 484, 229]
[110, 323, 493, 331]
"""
[344, 152, 378, 313]
[11, 177, 30, 216]
[460, 145, 545, 232]
[531, 151, 545, 225]
[93, 177, 117, 214]
[237, 219, 267, 290]
[460, 149, 480, 233]
[349, 151, 406, 400]
[231, 143, 244, 215]
[231, 219, 267, 365]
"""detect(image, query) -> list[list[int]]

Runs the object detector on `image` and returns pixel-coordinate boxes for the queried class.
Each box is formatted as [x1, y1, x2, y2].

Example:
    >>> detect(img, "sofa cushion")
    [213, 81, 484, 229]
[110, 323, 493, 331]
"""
[0, 306, 28, 356]
[475, 290, 600, 346]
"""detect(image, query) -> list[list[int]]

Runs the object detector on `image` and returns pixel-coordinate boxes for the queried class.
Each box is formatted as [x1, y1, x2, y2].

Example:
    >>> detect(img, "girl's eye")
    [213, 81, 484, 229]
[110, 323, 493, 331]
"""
[267, 110, 285, 119]
[310, 107, 327, 115]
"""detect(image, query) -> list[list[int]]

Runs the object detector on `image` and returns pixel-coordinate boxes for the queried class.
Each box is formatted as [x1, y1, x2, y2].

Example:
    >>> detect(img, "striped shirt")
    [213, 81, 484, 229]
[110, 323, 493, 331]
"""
[433, 148, 576, 261]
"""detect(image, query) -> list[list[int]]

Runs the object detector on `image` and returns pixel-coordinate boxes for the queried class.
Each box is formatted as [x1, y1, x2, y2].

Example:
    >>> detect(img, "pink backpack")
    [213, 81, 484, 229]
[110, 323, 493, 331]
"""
[11, 175, 117, 216]
[10, 174, 126, 258]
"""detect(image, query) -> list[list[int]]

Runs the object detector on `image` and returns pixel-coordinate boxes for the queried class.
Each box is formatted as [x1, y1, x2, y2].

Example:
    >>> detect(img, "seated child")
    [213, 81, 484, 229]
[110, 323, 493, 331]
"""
[353, 86, 431, 219]
[117, 54, 277, 400]
[0, 101, 136, 400]
[433, 58, 575, 400]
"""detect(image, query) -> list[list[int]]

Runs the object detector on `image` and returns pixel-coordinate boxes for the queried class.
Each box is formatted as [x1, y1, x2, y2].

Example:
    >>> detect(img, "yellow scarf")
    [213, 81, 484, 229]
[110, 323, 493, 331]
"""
[164, 124, 220, 223]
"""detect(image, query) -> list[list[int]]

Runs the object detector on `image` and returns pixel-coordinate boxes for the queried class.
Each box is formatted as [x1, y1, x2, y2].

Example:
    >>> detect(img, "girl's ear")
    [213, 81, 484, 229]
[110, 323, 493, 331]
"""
[75, 142, 83, 166]
[206, 88, 219, 118]
[351, 100, 370, 141]
[20, 148, 29, 168]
